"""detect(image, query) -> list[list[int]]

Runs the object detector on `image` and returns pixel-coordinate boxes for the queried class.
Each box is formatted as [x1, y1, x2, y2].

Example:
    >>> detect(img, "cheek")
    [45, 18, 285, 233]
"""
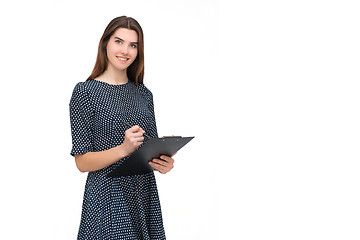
[131, 48, 138, 58]
[127, 49, 138, 65]
[106, 43, 116, 56]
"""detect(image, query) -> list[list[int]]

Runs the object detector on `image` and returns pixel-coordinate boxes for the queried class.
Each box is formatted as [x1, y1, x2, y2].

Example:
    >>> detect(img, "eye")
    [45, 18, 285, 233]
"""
[130, 44, 138, 48]
[115, 40, 122, 44]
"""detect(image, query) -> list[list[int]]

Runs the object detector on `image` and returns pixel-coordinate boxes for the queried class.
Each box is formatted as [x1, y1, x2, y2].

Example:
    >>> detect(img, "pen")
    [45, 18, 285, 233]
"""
[123, 121, 151, 139]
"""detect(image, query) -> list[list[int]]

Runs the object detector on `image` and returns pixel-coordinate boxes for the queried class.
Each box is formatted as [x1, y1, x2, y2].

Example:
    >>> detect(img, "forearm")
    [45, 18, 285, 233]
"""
[74, 144, 129, 172]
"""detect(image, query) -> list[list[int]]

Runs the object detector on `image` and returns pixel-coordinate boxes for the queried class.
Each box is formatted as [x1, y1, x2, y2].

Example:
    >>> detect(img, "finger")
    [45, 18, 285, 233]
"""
[136, 136, 145, 142]
[151, 159, 174, 172]
[160, 155, 175, 164]
[127, 130, 145, 138]
[129, 125, 145, 133]
[149, 161, 168, 174]
[151, 158, 167, 167]
[133, 137, 144, 143]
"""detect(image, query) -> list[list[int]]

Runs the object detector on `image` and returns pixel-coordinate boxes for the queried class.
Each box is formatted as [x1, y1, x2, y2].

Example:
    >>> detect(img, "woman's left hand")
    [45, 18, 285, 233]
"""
[149, 155, 175, 174]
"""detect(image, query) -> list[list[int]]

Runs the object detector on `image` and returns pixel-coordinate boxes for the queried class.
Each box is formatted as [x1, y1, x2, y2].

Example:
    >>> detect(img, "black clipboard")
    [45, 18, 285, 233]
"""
[107, 136, 194, 177]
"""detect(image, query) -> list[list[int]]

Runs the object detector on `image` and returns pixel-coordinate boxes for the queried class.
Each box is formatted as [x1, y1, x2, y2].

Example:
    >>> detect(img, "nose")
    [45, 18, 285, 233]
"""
[120, 45, 128, 55]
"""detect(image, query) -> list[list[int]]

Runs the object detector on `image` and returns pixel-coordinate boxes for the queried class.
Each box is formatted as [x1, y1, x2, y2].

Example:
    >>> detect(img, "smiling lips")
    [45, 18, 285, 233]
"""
[116, 56, 129, 62]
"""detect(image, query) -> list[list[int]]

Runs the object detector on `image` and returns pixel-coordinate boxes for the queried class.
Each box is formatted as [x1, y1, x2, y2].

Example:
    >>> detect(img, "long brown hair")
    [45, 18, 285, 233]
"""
[87, 16, 144, 85]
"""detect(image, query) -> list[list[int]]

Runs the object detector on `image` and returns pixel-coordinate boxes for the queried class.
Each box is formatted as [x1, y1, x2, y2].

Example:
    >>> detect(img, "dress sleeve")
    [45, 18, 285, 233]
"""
[69, 82, 94, 156]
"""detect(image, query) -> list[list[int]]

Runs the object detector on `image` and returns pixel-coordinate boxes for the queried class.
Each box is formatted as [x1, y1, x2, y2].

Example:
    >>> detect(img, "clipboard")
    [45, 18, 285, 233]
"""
[107, 136, 194, 177]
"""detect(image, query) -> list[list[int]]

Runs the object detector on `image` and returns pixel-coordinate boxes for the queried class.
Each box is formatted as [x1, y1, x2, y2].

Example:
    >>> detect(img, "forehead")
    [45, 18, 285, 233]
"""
[112, 28, 138, 42]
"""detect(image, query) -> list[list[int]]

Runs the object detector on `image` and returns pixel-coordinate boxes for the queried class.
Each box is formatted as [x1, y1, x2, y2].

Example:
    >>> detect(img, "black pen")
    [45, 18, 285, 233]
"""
[123, 121, 151, 139]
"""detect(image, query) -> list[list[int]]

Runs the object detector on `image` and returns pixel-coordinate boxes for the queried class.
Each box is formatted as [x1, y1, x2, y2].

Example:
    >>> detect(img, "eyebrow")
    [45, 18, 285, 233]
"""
[114, 37, 138, 44]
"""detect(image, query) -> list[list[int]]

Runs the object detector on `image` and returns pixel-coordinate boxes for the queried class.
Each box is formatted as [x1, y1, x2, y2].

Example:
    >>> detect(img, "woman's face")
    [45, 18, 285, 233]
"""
[106, 28, 139, 72]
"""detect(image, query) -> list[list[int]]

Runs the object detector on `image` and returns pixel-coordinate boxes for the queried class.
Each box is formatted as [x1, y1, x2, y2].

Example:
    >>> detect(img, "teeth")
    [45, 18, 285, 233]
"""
[117, 57, 128, 61]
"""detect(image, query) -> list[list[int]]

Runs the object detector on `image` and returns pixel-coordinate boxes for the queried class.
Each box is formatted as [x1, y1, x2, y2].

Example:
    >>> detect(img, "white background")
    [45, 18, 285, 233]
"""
[0, 0, 359, 239]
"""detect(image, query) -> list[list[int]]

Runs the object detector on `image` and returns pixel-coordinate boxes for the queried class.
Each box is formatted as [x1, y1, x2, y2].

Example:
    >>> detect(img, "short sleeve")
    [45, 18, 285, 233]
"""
[69, 82, 94, 156]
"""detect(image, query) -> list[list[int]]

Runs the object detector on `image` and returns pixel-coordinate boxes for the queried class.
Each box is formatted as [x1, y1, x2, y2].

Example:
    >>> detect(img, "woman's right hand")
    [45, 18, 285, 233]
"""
[121, 125, 145, 156]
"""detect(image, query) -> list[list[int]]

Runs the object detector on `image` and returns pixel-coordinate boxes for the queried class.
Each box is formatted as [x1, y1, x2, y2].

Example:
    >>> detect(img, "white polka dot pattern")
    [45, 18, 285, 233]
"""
[69, 79, 166, 239]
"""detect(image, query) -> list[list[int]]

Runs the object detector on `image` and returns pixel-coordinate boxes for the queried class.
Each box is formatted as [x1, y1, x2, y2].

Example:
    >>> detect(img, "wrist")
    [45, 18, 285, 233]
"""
[116, 143, 130, 159]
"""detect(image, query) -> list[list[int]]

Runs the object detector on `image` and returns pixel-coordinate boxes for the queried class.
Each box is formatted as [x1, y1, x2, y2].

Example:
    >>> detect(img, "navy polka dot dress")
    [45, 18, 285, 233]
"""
[69, 79, 166, 240]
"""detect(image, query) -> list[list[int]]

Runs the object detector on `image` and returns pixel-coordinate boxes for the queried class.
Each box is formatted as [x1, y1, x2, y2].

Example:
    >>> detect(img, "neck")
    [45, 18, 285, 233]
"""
[97, 64, 129, 85]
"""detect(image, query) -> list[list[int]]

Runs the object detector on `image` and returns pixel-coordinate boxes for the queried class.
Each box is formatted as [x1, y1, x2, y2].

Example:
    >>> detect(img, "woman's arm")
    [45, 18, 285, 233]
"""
[74, 145, 127, 173]
[74, 125, 145, 172]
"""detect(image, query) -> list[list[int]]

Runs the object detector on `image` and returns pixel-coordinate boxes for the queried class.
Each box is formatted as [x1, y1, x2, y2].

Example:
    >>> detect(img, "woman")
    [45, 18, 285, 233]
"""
[69, 16, 173, 239]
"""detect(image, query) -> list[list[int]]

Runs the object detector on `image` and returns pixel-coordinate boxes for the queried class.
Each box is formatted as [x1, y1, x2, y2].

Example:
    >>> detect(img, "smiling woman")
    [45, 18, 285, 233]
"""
[87, 16, 144, 85]
[69, 16, 173, 240]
